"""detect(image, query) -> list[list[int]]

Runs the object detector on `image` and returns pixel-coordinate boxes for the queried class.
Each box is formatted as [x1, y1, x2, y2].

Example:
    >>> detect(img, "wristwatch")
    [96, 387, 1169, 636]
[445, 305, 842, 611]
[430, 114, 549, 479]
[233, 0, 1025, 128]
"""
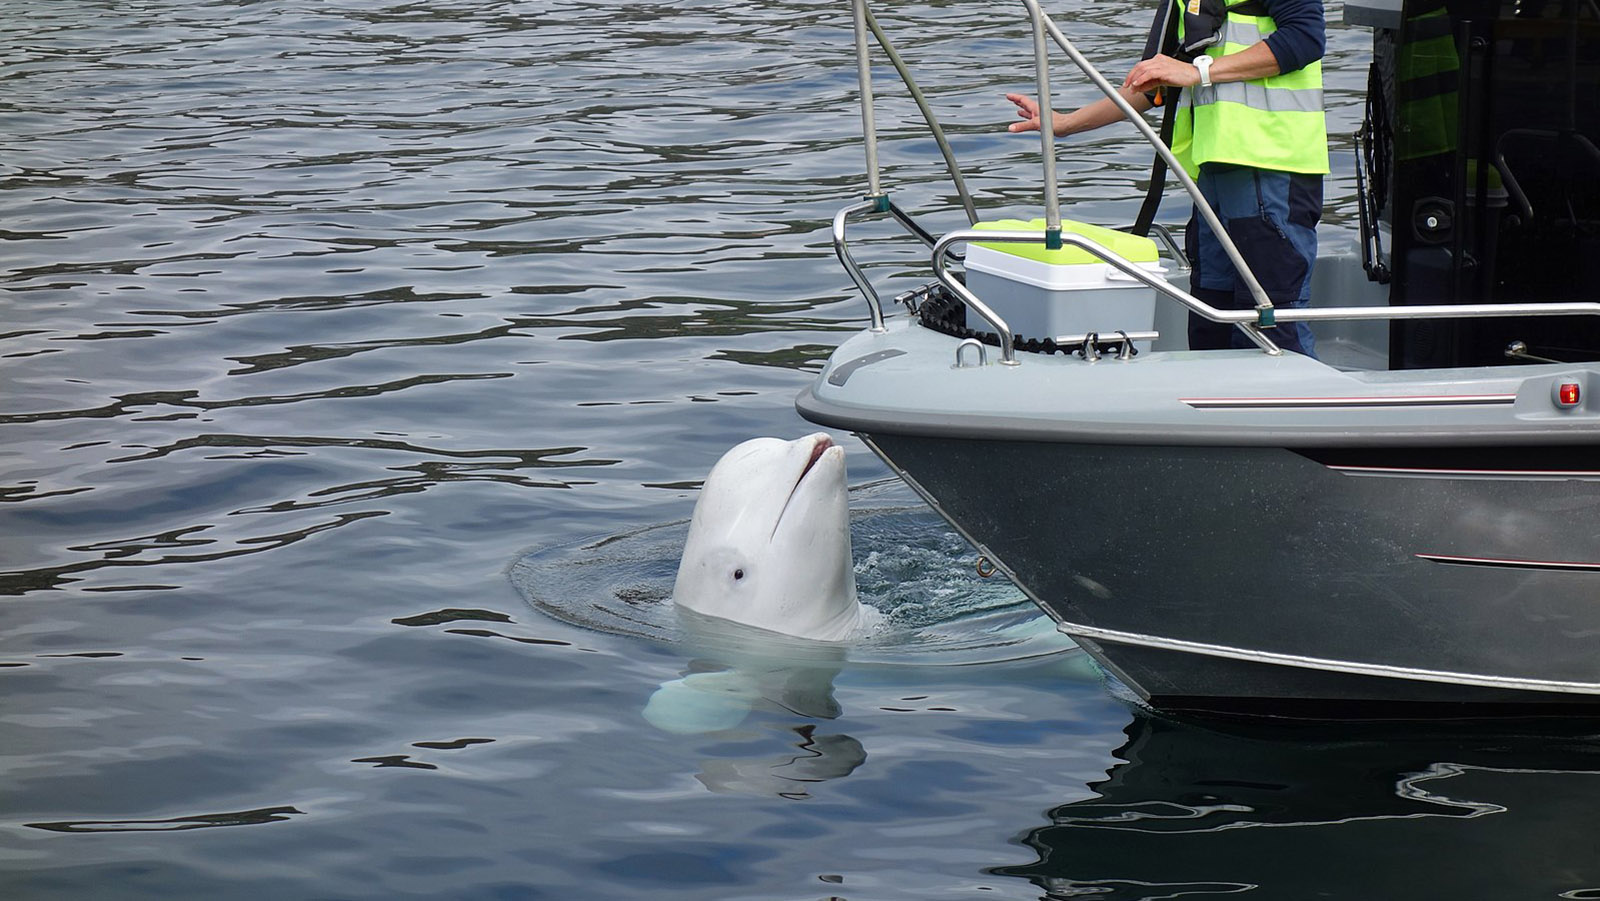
[1194, 54, 1214, 87]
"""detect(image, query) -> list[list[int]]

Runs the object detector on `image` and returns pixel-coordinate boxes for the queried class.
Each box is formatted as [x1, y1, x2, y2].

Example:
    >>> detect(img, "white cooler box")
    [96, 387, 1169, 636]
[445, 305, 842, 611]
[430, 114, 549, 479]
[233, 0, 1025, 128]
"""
[963, 217, 1166, 351]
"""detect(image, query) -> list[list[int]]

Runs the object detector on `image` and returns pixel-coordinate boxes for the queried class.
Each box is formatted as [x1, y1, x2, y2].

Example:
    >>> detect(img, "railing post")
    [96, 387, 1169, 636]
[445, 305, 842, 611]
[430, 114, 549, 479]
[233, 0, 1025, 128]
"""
[1027, 3, 1277, 323]
[932, 230, 1024, 365]
[852, 0, 882, 199]
[833, 200, 889, 332]
[1023, 0, 1062, 250]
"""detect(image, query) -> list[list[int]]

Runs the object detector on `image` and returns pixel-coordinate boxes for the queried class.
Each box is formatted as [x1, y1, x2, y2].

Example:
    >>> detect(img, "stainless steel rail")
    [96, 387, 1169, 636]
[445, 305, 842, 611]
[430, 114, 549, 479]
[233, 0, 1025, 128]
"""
[939, 228, 1600, 365]
[851, 0, 881, 198]
[850, 0, 979, 223]
[834, 192, 949, 332]
[860, 6, 979, 226]
[1126, 222, 1188, 271]
[1273, 300, 1600, 324]
[1025, 0, 1062, 237]
[833, 199, 888, 333]
[932, 229, 1281, 364]
[1020, 0, 1277, 318]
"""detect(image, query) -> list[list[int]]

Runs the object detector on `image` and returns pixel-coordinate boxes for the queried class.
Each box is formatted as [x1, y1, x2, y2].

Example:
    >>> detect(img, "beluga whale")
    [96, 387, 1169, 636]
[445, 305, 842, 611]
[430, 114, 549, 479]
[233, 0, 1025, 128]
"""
[673, 432, 869, 642]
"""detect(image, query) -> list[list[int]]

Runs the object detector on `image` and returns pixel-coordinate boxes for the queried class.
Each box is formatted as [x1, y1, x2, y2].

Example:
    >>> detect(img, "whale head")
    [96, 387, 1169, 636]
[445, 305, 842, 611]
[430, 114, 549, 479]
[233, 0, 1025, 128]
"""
[672, 433, 862, 642]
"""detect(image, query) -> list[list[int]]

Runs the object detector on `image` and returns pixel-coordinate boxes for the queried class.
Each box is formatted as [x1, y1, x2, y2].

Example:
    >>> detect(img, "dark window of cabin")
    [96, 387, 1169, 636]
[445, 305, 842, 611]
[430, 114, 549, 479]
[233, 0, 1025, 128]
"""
[1381, 0, 1600, 368]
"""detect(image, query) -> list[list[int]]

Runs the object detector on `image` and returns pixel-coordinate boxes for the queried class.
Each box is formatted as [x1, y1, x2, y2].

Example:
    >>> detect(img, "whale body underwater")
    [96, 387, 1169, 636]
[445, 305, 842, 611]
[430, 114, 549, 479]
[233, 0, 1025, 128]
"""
[672, 433, 869, 642]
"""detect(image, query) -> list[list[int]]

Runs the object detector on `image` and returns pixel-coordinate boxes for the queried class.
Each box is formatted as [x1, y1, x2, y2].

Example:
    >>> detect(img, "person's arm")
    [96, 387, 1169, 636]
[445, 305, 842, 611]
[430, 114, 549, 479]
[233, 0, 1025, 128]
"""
[1005, 87, 1153, 137]
[1002, 0, 1166, 138]
[1123, 41, 1282, 94]
[1260, 0, 1326, 74]
[1120, 0, 1324, 93]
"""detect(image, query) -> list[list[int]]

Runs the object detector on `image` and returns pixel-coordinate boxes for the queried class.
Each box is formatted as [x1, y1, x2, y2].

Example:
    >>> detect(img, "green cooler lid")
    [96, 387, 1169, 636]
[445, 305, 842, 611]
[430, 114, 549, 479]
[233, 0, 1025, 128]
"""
[973, 218, 1159, 266]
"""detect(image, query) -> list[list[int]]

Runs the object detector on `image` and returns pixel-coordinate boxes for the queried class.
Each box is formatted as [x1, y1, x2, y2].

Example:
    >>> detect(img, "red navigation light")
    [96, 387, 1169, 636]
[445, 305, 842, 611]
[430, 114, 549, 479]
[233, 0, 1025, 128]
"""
[1559, 382, 1582, 407]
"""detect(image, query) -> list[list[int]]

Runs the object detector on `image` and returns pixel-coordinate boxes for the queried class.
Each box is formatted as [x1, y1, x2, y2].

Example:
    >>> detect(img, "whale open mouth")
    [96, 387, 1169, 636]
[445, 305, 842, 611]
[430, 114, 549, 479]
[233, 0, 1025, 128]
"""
[773, 434, 836, 537]
[800, 434, 834, 483]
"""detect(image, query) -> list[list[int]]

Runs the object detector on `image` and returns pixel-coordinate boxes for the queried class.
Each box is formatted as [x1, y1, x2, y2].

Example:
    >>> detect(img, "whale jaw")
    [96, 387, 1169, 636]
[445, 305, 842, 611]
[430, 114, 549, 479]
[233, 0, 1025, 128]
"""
[672, 433, 862, 642]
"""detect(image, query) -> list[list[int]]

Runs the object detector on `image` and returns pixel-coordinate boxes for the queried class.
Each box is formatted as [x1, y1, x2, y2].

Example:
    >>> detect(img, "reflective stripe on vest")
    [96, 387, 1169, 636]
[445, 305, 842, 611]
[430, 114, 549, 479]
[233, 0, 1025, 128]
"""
[1195, 80, 1324, 114]
[1172, 5, 1329, 177]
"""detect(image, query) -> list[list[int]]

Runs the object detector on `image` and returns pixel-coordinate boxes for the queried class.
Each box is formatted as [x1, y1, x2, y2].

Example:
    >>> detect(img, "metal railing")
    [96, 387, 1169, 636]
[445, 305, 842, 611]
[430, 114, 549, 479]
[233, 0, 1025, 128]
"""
[936, 228, 1600, 365]
[1019, 0, 1277, 319]
[835, 0, 1276, 349]
[931, 229, 1282, 363]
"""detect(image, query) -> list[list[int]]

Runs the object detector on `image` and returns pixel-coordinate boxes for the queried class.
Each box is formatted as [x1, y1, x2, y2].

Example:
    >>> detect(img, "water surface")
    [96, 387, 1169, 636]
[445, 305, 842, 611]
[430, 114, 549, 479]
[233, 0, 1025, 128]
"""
[5, 1, 1599, 898]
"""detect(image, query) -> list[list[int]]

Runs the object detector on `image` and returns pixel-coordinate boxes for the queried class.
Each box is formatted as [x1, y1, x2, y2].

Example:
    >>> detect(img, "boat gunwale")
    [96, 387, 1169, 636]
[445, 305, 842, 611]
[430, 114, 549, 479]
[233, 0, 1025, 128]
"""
[797, 384, 1600, 448]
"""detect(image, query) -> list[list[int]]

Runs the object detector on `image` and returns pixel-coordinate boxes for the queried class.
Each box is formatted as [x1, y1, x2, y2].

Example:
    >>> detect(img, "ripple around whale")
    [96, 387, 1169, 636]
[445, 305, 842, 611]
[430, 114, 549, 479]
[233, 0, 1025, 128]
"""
[511, 481, 1082, 667]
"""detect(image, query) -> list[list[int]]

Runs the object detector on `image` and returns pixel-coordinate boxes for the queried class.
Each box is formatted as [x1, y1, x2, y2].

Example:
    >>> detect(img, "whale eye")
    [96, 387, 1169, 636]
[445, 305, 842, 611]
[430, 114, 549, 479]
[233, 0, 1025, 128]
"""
[733, 568, 745, 581]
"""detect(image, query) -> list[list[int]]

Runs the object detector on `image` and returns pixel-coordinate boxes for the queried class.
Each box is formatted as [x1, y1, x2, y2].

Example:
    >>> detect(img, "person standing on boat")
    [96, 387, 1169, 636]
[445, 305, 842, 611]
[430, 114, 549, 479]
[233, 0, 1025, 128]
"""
[1005, 0, 1328, 356]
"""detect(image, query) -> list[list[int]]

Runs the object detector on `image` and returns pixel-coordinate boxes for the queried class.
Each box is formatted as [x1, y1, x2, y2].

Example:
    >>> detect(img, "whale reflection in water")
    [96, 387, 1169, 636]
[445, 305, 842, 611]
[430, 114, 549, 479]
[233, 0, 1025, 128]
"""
[694, 724, 866, 801]
[643, 609, 866, 798]
[995, 715, 1600, 898]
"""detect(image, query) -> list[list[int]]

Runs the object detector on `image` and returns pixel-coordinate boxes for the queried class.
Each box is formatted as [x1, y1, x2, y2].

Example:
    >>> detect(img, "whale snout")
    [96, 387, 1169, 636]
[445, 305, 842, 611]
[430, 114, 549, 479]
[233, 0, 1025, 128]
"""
[673, 433, 864, 642]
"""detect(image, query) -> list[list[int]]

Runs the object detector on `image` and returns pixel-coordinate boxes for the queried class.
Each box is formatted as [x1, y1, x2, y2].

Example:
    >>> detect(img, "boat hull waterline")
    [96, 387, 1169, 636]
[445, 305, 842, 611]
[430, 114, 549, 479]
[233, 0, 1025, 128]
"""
[799, 322, 1600, 715]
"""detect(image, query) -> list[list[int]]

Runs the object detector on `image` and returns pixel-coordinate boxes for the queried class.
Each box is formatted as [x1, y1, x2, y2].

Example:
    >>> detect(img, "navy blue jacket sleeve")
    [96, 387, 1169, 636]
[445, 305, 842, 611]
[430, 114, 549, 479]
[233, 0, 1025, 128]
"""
[1142, 0, 1325, 73]
[1260, 0, 1326, 74]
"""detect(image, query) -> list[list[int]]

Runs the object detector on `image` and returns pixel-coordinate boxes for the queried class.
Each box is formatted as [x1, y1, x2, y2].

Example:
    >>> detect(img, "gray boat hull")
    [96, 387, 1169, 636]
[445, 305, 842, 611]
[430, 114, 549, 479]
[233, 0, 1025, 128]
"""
[797, 315, 1600, 714]
[862, 433, 1600, 713]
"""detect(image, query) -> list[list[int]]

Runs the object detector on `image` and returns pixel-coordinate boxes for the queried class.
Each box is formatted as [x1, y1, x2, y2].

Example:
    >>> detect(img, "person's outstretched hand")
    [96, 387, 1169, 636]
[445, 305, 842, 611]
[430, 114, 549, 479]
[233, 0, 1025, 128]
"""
[1004, 93, 1044, 133]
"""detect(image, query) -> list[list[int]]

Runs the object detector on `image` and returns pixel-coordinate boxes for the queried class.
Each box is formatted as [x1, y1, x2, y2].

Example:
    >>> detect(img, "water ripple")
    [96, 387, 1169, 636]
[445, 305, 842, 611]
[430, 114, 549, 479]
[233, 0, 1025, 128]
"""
[512, 482, 1078, 667]
[26, 805, 305, 834]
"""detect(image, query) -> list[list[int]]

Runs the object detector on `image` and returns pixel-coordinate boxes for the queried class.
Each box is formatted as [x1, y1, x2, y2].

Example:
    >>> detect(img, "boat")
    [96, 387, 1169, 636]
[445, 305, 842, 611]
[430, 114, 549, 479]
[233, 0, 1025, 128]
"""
[798, 0, 1600, 716]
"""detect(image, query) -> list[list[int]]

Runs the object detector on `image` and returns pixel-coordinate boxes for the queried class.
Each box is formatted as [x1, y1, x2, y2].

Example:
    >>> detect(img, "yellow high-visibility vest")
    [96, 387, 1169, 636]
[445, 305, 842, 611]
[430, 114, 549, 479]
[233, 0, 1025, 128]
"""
[1172, 2, 1330, 177]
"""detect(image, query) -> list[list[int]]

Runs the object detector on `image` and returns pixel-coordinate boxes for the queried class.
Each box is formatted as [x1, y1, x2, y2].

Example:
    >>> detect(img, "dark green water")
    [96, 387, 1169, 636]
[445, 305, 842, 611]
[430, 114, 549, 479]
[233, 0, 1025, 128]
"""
[5, 1, 1600, 898]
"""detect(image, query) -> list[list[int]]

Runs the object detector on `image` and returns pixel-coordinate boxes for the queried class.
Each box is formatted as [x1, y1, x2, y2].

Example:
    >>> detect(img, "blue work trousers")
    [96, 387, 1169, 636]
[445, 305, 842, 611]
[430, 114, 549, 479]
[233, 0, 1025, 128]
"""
[1185, 164, 1323, 357]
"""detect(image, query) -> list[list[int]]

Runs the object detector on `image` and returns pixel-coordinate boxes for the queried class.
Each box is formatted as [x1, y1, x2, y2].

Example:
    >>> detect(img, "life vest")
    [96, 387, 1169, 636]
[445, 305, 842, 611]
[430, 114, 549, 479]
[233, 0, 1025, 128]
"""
[1171, 0, 1330, 177]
